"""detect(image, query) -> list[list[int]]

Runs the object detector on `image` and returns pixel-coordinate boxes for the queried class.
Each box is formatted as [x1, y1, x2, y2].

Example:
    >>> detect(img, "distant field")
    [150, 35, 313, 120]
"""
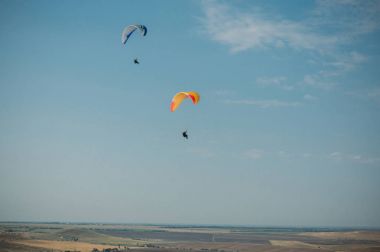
[97, 228, 214, 242]
[11, 240, 118, 252]
[1, 222, 380, 252]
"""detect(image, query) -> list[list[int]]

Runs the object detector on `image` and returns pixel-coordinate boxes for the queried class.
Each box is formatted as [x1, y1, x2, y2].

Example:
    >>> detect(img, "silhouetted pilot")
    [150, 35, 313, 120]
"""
[134, 58, 139, 64]
[182, 131, 188, 139]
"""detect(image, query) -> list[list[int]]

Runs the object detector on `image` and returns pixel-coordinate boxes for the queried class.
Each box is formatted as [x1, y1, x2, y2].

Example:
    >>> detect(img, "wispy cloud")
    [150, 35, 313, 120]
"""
[329, 151, 344, 161]
[256, 76, 294, 90]
[329, 152, 380, 164]
[200, 0, 379, 91]
[303, 94, 318, 101]
[243, 149, 294, 160]
[302, 153, 313, 158]
[298, 52, 367, 90]
[215, 89, 235, 97]
[277, 150, 291, 158]
[311, 0, 380, 38]
[243, 148, 264, 160]
[241, 149, 380, 165]
[200, 0, 338, 53]
[367, 88, 380, 102]
[201, 0, 379, 53]
[345, 87, 380, 103]
[315, 51, 368, 79]
[301, 73, 337, 90]
[225, 99, 300, 108]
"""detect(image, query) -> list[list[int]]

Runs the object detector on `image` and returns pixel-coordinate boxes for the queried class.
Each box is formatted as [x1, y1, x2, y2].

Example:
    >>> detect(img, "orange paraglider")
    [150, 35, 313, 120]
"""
[170, 91, 200, 112]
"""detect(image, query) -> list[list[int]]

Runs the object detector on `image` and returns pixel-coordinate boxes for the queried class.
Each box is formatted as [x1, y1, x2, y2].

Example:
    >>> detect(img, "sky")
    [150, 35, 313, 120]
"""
[0, 0, 380, 228]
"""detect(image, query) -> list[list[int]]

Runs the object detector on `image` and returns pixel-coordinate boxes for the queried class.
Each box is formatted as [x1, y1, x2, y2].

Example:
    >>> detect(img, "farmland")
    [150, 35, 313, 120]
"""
[1, 222, 380, 252]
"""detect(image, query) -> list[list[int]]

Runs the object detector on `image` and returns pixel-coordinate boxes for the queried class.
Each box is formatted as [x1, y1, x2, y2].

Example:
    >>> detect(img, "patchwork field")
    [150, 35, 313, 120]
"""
[1, 222, 380, 252]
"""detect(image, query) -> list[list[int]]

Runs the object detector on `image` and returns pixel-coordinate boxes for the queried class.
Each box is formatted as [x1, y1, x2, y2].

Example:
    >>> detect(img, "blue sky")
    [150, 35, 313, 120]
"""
[0, 0, 380, 227]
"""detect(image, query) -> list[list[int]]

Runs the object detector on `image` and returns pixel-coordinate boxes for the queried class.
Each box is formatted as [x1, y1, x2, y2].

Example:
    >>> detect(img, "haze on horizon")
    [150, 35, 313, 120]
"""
[0, 0, 380, 228]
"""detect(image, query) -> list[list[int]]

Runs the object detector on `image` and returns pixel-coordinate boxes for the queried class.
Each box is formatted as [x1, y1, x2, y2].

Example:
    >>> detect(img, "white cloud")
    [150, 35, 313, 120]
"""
[345, 87, 380, 103]
[367, 88, 380, 100]
[329, 151, 380, 164]
[302, 153, 312, 158]
[225, 99, 300, 108]
[277, 150, 291, 158]
[200, 0, 337, 53]
[215, 89, 235, 96]
[349, 155, 380, 164]
[240, 149, 379, 164]
[200, 0, 378, 91]
[243, 149, 296, 160]
[301, 74, 336, 90]
[256, 76, 294, 90]
[320, 51, 368, 77]
[329, 151, 344, 161]
[303, 94, 318, 101]
[200, 0, 380, 53]
[311, 0, 380, 38]
[243, 148, 264, 160]
[298, 51, 368, 90]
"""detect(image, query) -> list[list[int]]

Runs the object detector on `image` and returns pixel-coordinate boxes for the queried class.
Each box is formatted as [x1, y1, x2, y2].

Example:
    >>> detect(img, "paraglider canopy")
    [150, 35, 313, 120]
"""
[121, 24, 147, 44]
[170, 91, 200, 112]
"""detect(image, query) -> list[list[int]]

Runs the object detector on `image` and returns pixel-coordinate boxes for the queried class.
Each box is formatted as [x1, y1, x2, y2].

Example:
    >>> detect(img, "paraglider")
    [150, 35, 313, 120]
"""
[122, 24, 147, 65]
[182, 130, 188, 139]
[121, 24, 147, 44]
[170, 91, 200, 112]
[170, 91, 200, 140]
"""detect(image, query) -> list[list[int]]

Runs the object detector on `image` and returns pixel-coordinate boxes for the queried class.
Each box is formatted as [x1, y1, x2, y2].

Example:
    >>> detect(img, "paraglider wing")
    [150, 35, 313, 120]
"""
[170, 91, 200, 112]
[121, 24, 147, 44]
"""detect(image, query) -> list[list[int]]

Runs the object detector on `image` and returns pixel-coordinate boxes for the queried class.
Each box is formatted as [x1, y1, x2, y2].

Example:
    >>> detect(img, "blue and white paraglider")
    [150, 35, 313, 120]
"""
[121, 24, 147, 44]
[122, 24, 147, 64]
